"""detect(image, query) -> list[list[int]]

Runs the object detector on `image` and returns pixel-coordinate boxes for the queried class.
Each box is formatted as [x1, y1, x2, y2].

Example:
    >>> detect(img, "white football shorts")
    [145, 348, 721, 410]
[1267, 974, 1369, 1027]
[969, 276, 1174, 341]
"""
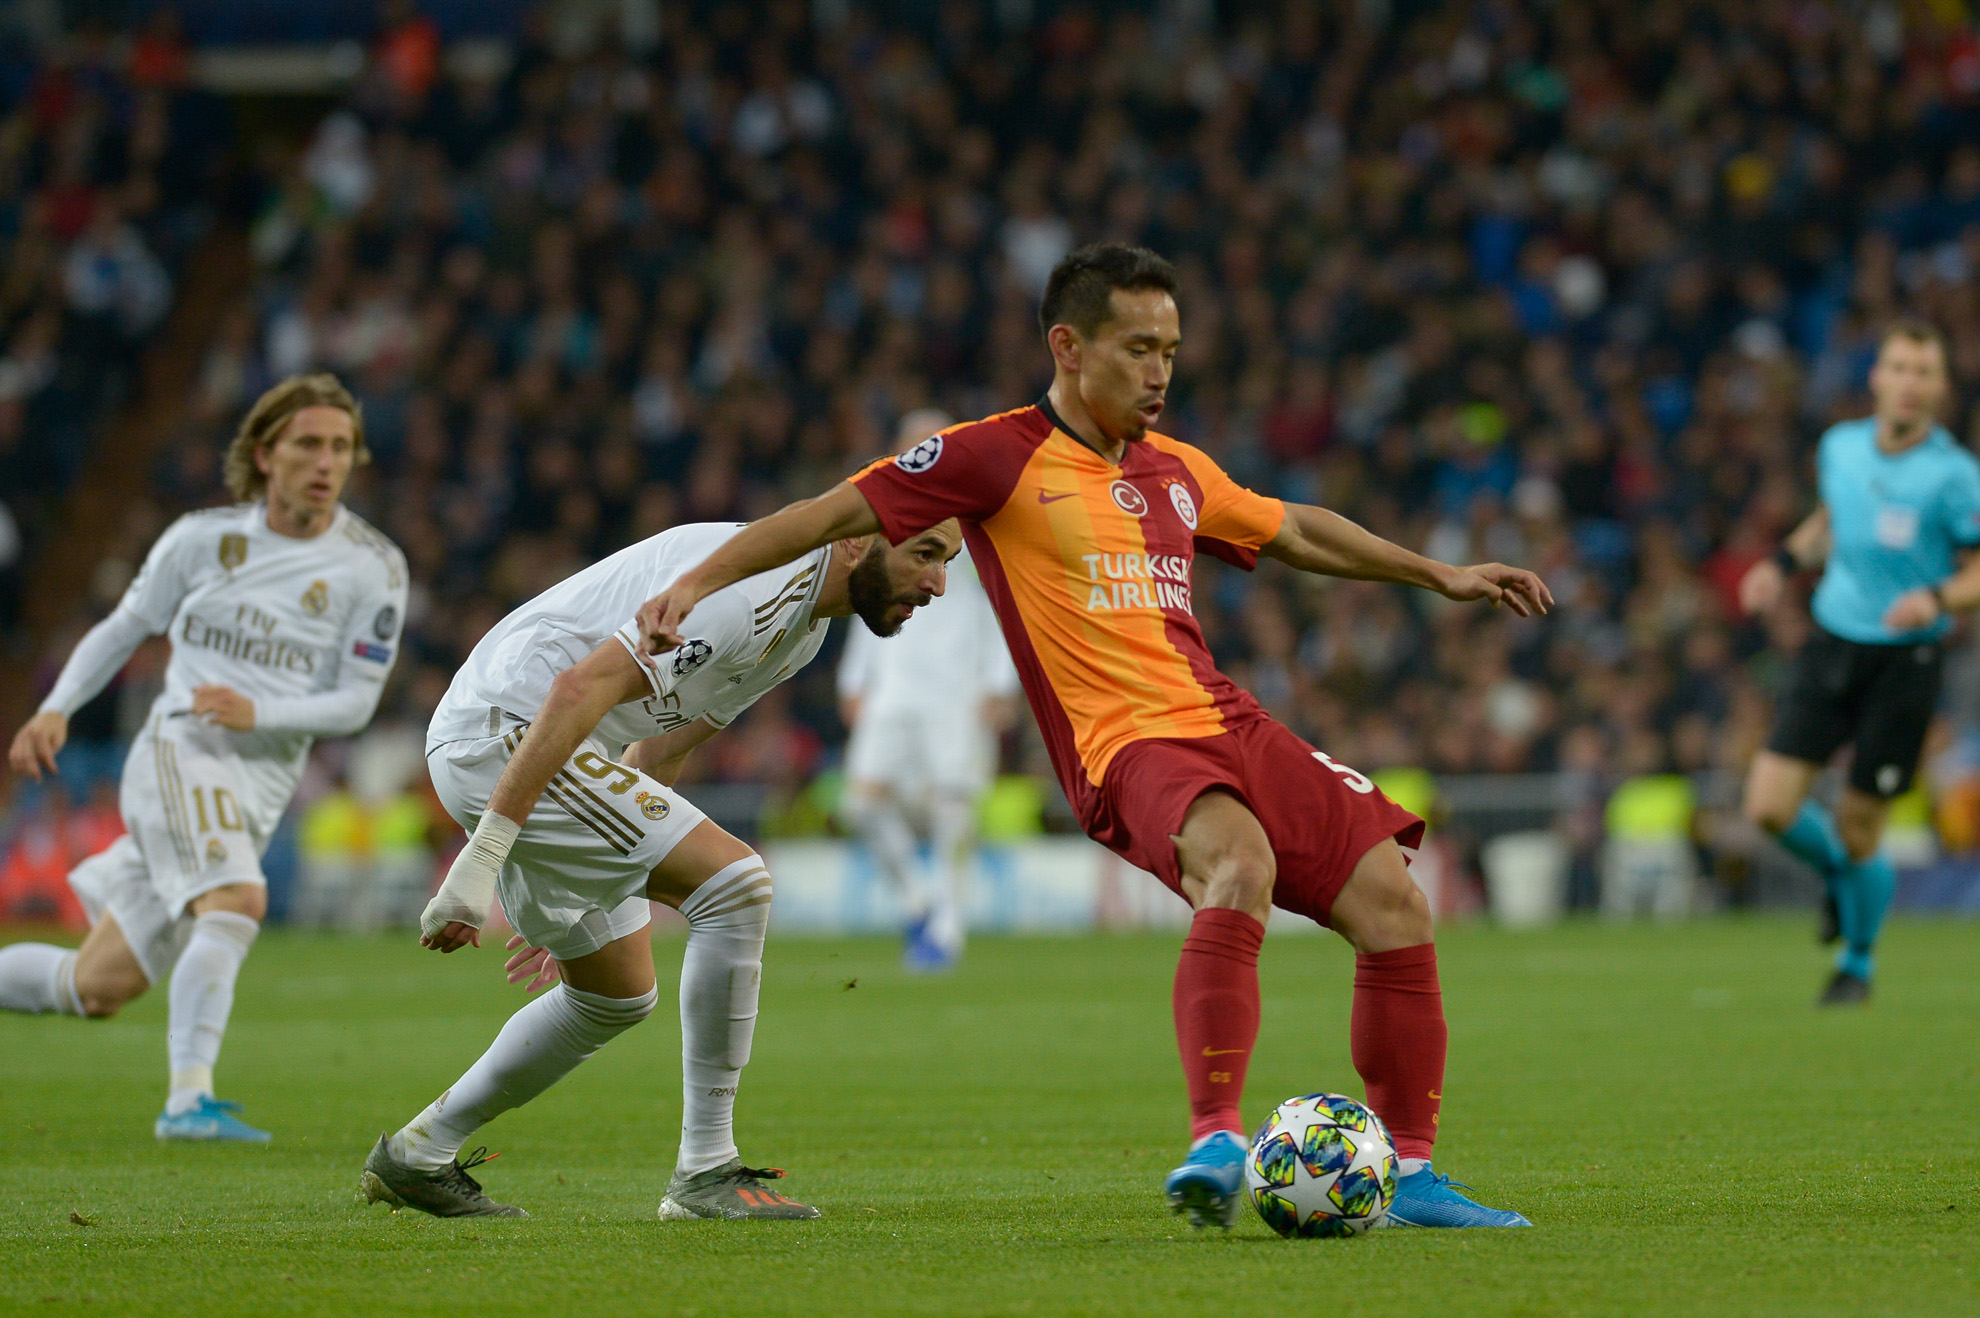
[843, 703, 994, 798]
[67, 835, 194, 984]
[68, 713, 288, 983]
[426, 722, 707, 961]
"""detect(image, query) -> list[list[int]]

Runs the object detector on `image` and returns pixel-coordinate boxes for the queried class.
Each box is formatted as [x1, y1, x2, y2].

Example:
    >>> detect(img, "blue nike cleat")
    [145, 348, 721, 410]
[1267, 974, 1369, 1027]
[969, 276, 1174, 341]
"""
[154, 1096, 271, 1143]
[902, 918, 957, 973]
[1384, 1164, 1529, 1227]
[1165, 1130, 1247, 1229]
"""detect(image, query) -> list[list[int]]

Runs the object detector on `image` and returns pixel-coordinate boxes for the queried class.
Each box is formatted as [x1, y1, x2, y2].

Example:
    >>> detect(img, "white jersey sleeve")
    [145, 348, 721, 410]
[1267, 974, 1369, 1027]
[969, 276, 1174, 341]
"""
[431, 524, 831, 754]
[611, 587, 754, 713]
[253, 548, 409, 736]
[605, 550, 830, 738]
[38, 511, 209, 717]
[120, 511, 204, 631]
[37, 606, 156, 718]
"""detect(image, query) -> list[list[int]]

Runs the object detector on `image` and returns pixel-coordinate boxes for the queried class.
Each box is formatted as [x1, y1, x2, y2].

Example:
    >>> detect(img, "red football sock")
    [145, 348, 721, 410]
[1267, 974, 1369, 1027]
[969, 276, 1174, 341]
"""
[1350, 943, 1446, 1162]
[1172, 907, 1265, 1141]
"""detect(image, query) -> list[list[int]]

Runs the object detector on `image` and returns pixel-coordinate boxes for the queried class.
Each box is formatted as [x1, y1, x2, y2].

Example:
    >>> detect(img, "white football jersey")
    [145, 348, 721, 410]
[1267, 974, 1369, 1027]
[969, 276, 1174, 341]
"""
[837, 546, 1017, 716]
[121, 502, 408, 747]
[428, 522, 833, 756]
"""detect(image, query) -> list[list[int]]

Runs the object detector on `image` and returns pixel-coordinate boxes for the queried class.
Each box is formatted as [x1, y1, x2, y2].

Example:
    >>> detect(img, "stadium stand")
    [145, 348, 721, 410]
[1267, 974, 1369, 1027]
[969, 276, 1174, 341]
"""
[10, 0, 1980, 916]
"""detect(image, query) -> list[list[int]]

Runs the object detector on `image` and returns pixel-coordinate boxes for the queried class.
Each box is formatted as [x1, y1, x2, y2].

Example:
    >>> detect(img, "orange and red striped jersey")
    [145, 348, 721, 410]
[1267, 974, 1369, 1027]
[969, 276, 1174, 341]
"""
[850, 399, 1286, 824]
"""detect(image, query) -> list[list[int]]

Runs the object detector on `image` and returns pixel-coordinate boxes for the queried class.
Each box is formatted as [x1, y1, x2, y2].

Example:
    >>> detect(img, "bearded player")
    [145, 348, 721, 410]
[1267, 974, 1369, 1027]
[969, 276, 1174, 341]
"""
[358, 515, 958, 1219]
[1, 375, 407, 1142]
[633, 245, 1549, 1229]
[1738, 319, 1980, 1005]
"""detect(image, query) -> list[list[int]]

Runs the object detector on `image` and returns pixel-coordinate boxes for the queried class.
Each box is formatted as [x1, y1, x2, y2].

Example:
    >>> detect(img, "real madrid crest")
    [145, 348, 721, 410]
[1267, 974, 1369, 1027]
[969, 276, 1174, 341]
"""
[300, 579, 330, 616]
[218, 534, 248, 570]
[634, 790, 670, 820]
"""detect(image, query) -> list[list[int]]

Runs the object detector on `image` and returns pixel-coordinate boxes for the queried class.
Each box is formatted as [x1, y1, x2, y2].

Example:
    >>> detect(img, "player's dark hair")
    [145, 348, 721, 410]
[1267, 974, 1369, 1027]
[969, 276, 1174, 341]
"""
[224, 372, 369, 501]
[1880, 315, 1949, 364]
[1038, 244, 1179, 341]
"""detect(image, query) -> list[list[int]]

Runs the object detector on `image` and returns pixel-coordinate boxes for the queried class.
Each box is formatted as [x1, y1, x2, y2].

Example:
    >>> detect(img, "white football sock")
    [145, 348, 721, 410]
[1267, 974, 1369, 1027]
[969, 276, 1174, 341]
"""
[925, 794, 976, 953]
[675, 855, 773, 1176]
[392, 982, 656, 1171]
[1399, 1157, 1430, 1177]
[846, 791, 924, 915]
[166, 911, 258, 1114]
[0, 943, 85, 1016]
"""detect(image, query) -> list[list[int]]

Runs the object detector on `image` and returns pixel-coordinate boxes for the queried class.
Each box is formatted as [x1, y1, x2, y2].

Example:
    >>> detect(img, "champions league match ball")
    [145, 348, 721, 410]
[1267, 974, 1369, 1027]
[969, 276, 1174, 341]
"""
[1245, 1093, 1399, 1238]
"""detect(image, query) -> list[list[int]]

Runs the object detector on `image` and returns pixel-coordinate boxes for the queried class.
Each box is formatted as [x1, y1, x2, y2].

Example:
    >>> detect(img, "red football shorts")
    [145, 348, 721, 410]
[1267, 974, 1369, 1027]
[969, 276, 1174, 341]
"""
[1088, 717, 1425, 927]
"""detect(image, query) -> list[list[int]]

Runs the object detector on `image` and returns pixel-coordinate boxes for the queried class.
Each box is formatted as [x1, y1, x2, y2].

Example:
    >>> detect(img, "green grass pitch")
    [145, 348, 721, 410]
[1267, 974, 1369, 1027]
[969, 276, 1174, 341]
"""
[2, 917, 1975, 1317]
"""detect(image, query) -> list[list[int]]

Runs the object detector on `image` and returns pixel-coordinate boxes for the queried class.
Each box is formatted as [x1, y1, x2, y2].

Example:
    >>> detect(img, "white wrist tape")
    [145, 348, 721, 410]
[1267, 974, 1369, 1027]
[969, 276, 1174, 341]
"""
[420, 812, 522, 939]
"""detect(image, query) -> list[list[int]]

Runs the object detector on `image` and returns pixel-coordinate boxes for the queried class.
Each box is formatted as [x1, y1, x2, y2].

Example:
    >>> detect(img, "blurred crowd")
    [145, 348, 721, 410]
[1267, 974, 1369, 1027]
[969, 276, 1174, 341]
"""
[17, 0, 1980, 918]
[0, 10, 235, 644]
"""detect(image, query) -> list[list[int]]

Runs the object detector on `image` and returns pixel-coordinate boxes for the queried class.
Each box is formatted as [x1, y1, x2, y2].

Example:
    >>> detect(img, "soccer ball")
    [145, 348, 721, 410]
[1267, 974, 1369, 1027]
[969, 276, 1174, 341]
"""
[1245, 1093, 1399, 1238]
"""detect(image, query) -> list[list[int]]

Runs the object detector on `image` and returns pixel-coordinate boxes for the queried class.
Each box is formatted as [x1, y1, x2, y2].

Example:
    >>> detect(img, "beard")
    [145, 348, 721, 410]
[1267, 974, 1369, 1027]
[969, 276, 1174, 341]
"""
[848, 540, 909, 636]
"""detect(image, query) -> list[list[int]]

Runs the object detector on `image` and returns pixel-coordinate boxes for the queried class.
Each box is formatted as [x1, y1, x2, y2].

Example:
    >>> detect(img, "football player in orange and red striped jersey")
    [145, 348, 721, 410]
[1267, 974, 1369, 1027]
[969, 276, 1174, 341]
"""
[634, 244, 1550, 1229]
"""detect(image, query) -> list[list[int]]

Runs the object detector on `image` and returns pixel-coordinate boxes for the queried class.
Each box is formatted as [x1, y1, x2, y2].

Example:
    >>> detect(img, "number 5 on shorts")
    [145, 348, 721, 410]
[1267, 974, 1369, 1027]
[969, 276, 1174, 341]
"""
[573, 750, 639, 795]
[1312, 750, 1374, 794]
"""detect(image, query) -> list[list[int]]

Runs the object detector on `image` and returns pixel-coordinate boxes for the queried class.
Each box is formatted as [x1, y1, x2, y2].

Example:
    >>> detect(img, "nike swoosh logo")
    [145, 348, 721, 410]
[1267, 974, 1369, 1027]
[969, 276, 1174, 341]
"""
[1427, 1090, 1442, 1101]
[1037, 491, 1077, 504]
[1201, 1048, 1245, 1057]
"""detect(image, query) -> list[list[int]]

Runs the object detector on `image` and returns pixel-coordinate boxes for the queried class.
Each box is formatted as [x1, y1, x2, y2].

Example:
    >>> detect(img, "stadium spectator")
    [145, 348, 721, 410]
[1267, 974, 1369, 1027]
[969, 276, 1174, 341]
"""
[0, 22, 228, 655]
[18, 1, 1980, 892]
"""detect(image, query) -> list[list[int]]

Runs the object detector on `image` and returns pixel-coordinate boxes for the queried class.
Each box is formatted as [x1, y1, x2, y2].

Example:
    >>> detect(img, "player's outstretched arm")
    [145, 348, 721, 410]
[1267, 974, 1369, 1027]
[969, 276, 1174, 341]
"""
[418, 641, 651, 953]
[635, 482, 880, 654]
[1263, 503, 1553, 617]
[7, 711, 68, 781]
[9, 604, 160, 780]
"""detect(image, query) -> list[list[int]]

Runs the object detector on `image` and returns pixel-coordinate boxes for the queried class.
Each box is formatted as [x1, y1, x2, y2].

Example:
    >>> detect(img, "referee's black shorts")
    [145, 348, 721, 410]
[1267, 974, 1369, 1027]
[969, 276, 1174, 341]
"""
[1766, 625, 1944, 798]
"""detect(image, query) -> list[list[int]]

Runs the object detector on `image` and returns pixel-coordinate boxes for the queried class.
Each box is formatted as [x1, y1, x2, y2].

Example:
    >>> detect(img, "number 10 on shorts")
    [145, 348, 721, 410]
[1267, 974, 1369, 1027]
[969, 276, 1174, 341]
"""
[190, 786, 245, 832]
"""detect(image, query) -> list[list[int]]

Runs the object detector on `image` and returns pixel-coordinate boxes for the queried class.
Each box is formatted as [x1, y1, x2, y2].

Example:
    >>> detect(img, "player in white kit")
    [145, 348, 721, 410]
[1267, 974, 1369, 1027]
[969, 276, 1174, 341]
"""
[359, 513, 961, 1220]
[1, 375, 406, 1142]
[837, 411, 1019, 969]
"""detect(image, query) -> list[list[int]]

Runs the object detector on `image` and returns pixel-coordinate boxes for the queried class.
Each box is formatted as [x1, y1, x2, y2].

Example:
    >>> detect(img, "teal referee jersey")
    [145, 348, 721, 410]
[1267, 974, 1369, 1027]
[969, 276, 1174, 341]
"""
[1810, 418, 1980, 644]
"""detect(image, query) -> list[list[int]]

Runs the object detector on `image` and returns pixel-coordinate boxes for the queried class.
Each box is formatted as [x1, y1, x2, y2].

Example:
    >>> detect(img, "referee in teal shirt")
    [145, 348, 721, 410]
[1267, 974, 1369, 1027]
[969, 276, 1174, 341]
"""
[1740, 319, 1980, 1004]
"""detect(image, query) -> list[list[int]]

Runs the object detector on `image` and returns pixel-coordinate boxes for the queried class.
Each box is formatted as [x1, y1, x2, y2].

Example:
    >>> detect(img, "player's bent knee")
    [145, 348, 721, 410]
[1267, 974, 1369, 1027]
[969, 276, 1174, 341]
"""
[1333, 851, 1433, 954]
[1375, 877, 1432, 944]
[1837, 824, 1880, 862]
[1225, 856, 1276, 906]
[1189, 850, 1274, 915]
[74, 971, 145, 1018]
[1740, 783, 1798, 835]
[191, 883, 267, 922]
[1834, 795, 1886, 861]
